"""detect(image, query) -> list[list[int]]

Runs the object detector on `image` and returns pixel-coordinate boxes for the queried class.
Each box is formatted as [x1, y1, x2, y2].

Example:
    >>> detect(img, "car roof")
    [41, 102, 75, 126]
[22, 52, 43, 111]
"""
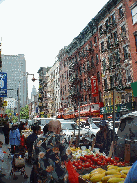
[120, 111, 137, 120]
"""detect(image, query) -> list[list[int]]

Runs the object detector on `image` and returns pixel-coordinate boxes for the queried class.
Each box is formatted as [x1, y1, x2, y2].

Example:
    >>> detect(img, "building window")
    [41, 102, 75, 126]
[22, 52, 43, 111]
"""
[102, 58, 106, 75]
[131, 5, 137, 24]
[110, 76, 114, 89]
[134, 32, 137, 50]
[65, 85, 66, 91]
[121, 24, 126, 37]
[91, 56, 95, 68]
[99, 91, 102, 102]
[101, 42, 104, 52]
[109, 55, 113, 67]
[119, 6, 124, 18]
[111, 13, 116, 25]
[94, 36, 97, 44]
[126, 68, 132, 83]
[123, 45, 129, 60]
[107, 37, 111, 49]
[104, 78, 108, 90]
[114, 31, 117, 43]
[85, 95, 87, 102]
[89, 94, 91, 102]
[115, 50, 120, 64]
[89, 40, 93, 48]
[99, 25, 103, 36]
[87, 60, 90, 70]
[97, 71, 100, 83]
[96, 54, 99, 65]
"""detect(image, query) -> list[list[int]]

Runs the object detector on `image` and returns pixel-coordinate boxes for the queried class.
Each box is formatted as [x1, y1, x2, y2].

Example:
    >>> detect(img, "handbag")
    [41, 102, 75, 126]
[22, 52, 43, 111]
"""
[14, 157, 25, 167]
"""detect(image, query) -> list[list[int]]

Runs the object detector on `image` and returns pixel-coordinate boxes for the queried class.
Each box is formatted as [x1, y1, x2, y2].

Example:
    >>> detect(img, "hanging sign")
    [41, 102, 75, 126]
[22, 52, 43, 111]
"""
[0, 72, 7, 97]
[91, 76, 98, 97]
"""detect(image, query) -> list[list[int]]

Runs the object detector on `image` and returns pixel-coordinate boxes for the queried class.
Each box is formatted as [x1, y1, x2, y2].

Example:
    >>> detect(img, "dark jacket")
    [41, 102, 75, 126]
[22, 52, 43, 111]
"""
[26, 133, 38, 155]
[95, 127, 117, 155]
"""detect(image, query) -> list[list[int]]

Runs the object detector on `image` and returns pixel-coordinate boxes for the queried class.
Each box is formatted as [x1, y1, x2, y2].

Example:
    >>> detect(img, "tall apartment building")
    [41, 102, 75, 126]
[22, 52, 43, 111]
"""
[67, 20, 103, 112]
[57, 47, 70, 114]
[31, 85, 37, 101]
[1, 54, 27, 108]
[95, 0, 137, 117]
[46, 61, 60, 118]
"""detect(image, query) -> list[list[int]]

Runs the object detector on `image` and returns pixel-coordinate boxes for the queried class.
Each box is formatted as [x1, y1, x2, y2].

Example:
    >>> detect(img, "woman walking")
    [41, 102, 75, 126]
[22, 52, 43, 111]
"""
[9, 123, 20, 154]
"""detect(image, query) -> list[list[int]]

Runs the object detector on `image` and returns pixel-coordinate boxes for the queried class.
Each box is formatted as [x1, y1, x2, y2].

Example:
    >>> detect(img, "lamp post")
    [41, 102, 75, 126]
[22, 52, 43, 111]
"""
[78, 101, 87, 147]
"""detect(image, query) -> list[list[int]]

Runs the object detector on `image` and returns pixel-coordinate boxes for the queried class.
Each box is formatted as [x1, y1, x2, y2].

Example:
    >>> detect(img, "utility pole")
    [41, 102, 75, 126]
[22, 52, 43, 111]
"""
[78, 102, 81, 147]
[17, 87, 20, 122]
[113, 89, 115, 158]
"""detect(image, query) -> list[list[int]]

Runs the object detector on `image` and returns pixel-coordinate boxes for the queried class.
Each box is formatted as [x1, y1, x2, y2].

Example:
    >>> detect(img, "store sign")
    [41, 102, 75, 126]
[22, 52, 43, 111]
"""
[0, 72, 7, 97]
[91, 76, 98, 97]
[100, 103, 132, 114]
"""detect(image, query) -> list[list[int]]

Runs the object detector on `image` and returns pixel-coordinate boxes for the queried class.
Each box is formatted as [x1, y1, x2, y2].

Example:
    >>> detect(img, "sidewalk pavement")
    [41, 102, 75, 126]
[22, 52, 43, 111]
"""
[0, 133, 32, 183]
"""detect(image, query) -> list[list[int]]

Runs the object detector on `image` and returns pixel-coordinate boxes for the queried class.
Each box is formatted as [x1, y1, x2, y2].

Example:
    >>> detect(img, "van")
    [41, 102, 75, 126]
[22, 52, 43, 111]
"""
[32, 118, 56, 131]
[115, 111, 137, 164]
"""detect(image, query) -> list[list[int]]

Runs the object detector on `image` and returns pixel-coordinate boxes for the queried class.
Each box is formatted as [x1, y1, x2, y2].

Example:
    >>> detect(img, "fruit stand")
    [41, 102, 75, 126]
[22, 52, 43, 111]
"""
[69, 147, 131, 183]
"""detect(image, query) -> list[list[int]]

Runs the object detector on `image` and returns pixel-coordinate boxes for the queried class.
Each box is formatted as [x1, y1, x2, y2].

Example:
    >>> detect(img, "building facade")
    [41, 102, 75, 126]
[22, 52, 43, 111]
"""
[95, 0, 137, 118]
[37, 67, 49, 118]
[40, 0, 137, 119]
[2, 54, 27, 108]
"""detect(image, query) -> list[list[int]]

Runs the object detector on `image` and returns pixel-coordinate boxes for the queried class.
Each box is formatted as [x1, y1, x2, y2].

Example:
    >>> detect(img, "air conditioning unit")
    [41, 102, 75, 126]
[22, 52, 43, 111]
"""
[94, 43, 98, 47]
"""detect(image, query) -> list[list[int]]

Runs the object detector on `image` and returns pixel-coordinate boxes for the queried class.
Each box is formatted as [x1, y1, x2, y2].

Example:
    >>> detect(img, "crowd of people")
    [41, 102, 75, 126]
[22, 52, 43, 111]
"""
[0, 119, 137, 182]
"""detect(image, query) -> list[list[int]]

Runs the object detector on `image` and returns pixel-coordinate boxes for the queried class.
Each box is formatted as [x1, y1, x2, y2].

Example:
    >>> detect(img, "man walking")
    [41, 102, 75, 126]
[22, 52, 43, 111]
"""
[32, 120, 72, 183]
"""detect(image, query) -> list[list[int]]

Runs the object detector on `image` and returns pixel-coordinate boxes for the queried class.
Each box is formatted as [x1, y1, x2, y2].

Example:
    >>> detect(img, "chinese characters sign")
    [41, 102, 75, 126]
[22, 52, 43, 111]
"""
[91, 76, 98, 97]
[0, 72, 7, 97]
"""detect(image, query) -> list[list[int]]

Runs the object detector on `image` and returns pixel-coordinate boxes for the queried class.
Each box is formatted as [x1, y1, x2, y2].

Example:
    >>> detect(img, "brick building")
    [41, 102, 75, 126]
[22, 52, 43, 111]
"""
[95, 0, 137, 117]
[67, 20, 103, 112]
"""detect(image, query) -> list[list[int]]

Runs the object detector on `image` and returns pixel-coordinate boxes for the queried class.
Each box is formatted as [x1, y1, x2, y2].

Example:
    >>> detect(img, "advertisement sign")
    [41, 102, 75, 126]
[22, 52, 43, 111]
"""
[91, 76, 98, 97]
[0, 72, 7, 97]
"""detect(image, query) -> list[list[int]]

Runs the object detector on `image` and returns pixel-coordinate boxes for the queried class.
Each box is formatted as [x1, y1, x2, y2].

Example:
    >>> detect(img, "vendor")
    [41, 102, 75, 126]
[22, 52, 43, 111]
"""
[94, 120, 117, 155]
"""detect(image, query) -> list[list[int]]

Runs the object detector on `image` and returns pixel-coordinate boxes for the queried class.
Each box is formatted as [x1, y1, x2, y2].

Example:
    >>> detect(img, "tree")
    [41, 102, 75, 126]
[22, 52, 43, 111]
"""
[20, 105, 29, 120]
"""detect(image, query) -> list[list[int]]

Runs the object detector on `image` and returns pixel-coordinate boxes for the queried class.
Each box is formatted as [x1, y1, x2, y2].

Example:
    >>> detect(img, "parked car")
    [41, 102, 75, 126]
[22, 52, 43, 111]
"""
[115, 111, 137, 164]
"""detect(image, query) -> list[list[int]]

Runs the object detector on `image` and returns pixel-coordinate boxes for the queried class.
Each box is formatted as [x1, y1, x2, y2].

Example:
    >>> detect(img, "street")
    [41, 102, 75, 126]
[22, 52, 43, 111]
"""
[0, 133, 32, 183]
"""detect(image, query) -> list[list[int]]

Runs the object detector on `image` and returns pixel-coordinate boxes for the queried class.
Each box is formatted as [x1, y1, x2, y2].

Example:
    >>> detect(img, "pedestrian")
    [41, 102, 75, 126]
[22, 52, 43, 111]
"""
[94, 120, 117, 155]
[32, 120, 72, 183]
[9, 123, 21, 154]
[124, 160, 137, 183]
[2, 122, 10, 144]
[30, 123, 49, 183]
[24, 121, 29, 130]
[0, 141, 5, 177]
[26, 125, 41, 163]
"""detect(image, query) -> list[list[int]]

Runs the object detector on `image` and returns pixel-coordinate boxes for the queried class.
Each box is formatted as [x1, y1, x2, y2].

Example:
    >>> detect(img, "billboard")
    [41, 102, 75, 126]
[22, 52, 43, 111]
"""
[0, 72, 7, 97]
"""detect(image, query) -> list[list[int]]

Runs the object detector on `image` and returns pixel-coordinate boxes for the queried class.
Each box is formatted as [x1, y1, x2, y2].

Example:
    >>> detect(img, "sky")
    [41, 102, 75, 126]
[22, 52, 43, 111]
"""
[0, 0, 108, 99]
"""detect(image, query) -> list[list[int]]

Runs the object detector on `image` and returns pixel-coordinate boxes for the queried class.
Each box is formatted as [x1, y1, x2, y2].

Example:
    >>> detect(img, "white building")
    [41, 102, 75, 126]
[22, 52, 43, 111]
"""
[5, 98, 16, 110]
[47, 60, 60, 117]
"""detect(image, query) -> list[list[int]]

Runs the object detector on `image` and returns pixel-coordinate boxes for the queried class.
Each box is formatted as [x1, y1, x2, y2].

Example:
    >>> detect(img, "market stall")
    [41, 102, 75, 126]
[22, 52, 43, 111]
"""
[67, 147, 131, 183]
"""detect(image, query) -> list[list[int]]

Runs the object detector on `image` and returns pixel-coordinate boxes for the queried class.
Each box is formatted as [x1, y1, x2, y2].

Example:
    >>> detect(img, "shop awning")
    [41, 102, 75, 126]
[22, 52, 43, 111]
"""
[131, 82, 137, 97]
